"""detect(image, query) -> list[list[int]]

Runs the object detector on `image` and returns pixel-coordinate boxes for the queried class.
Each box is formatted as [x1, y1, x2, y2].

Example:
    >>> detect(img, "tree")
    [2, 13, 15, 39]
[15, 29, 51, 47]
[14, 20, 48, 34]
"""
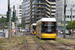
[0, 16, 7, 29]
[18, 23, 25, 27]
[2, 16, 4, 18]
[0, 16, 7, 24]
[66, 20, 75, 29]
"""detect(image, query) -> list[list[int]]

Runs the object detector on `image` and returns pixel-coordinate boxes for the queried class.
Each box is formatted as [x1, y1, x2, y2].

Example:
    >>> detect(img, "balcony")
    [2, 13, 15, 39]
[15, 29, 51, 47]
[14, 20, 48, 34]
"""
[32, 7, 50, 11]
[46, 0, 56, 4]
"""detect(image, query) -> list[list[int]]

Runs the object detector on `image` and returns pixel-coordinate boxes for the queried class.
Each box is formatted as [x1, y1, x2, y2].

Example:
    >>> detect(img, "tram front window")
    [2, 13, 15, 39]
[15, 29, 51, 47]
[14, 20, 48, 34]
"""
[33, 26, 36, 31]
[41, 22, 56, 33]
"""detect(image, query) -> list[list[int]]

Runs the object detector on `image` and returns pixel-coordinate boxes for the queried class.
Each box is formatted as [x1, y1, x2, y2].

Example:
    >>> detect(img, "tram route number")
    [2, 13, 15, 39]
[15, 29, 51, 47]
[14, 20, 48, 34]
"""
[54, 46, 75, 49]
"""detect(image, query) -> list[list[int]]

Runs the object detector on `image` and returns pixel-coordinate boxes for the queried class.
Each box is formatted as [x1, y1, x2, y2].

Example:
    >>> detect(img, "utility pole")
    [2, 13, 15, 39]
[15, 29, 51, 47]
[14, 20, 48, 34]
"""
[63, 0, 67, 38]
[15, 10, 17, 40]
[13, 5, 17, 40]
[70, 5, 75, 21]
[8, 0, 11, 43]
[71, 8, 72, 21]
[9, 8, 11, 43]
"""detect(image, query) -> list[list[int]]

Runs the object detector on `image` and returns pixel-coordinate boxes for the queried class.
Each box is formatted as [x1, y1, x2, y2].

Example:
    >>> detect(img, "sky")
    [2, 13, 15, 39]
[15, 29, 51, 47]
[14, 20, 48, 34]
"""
[0, 0, 22, 14]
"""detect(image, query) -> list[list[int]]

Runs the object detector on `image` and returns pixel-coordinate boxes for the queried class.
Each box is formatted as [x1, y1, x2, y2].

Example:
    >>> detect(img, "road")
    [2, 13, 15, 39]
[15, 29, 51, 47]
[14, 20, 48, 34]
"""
[0, 32, 3, 38]
[57, 33, 75, 38]
[0, 31, 75, 39]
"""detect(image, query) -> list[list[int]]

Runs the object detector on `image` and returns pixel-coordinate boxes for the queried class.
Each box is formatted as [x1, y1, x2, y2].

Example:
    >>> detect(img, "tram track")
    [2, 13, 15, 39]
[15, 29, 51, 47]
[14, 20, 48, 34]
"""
[19, 32, 46, 50]
[56, 40, 75, 48]
[27, 33, 65, 50]
[19, 32, 75, 50]
[34, 39, 46, 50]
[26, 36, 46, 50]
[18, 33, 28, 50]
[33, 36, 61, 50]
[46, 40, 75, 50]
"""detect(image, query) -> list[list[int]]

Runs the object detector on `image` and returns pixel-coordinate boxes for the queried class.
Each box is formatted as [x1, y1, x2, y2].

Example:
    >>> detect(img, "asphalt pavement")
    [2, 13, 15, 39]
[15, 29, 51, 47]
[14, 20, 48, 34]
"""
[0, 32, 75, 39]
[57, 33, 75, 39]
[0, 32, 3, 38]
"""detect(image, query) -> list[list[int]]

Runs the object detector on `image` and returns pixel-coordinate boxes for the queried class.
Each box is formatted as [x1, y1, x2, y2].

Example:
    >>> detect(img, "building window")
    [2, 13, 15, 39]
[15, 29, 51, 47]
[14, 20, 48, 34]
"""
[19, 13, 22, 14]
[66, 16, 69, 18]
[73, 16, 75, 18]
[70, 16, 71, 18]
[19, 5, 22, 9]
[19, 15, 22, 17]
[19, 10, 21, 12]
[69, 16, 75, 18]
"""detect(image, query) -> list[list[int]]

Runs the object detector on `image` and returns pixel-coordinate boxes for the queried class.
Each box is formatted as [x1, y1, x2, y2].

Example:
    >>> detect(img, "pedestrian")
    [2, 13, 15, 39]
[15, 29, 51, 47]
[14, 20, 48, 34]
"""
[2, 28, 6, 37]
[11, 29, 14, 35]
[19, 29, 20, 32]
[69, 29, 71, 38]
[56, 29, 58, 35]
[71, 30, 74, 38]
[32, 29, 34, 35]
[13, 29, 15, 35]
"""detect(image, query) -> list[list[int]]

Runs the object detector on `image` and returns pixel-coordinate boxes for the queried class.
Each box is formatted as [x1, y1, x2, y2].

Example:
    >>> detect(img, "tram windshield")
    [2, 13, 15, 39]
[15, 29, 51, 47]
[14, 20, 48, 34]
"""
[41, 22, 56, 33]
[33, 26, 36, 31]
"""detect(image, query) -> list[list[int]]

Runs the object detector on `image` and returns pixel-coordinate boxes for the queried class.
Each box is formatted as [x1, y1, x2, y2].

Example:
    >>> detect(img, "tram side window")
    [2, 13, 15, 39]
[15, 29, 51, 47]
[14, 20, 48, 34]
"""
[41, 22, 56, 33]
[52, 22, 56, 32]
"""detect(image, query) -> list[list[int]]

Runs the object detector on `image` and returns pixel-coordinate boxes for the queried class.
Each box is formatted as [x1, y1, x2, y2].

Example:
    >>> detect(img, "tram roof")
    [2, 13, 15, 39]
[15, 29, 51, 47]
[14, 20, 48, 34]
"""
[36, 18, 56, 23]
[31, 23, 36, 26]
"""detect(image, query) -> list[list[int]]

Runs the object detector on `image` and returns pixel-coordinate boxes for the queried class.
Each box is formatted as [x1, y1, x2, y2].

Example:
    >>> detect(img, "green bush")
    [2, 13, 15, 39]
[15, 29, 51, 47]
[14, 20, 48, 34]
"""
[66, 20, 75, 29]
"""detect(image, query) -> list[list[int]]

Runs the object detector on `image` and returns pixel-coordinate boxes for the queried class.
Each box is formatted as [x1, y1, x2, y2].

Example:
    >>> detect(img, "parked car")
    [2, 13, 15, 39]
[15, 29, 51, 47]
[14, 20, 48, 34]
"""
[58, 30, 61, 34]
[21, 29, 25, 33]
[65, 30, 69, 35]
[59, 30, 69, 35]
[60, 30, 63, 34]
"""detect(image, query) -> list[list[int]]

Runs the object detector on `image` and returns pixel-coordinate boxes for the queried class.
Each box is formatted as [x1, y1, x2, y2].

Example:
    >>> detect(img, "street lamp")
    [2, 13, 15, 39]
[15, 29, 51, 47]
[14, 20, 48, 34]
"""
[70, 5, 75, 21]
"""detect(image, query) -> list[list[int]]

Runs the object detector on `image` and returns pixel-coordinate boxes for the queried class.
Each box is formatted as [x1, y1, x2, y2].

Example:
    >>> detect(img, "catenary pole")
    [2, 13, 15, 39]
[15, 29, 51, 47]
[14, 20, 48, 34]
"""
[8, 0, 11, 43]
[15, 10, 17, 40]
[71, 8, 72, 21]
[9, 8, 11, 43]
[63, 0, 67, 38]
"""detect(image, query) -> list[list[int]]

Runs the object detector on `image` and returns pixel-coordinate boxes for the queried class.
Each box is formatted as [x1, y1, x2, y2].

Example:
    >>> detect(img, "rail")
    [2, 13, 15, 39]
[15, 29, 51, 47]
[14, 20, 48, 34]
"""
[56, 40, 75, 49]
[45, 40, 67, 50]
[18, 33, 29, 50]
[34, 39, 46, 50]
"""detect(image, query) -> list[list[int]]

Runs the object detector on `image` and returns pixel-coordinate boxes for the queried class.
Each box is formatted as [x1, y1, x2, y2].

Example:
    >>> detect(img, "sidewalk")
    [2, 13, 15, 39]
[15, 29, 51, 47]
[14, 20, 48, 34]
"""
[12, 32, 23, 36]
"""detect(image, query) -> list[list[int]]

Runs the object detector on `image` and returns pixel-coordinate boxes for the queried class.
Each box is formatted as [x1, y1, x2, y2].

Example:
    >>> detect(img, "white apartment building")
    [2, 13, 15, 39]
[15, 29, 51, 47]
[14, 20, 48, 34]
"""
[17, 2, 22, 24]
[56, 0, 75, 30]
[22, 0, 30, 29]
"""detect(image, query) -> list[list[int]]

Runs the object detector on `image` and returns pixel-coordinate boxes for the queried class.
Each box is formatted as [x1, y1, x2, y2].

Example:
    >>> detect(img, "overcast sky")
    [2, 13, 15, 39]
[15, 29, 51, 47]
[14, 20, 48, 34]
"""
[0, 0, 22, 14]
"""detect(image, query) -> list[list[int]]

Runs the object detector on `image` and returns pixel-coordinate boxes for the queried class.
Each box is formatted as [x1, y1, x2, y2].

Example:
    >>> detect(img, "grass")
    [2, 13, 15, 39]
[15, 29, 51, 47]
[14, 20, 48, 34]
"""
[33, 37, 75, 44]
[0, 36, 25, 50]
[56, 38, 75, 44]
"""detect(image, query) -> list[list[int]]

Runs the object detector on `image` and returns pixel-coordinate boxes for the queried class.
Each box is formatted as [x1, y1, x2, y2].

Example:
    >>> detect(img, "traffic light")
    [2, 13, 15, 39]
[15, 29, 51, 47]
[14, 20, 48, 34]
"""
[12, 11, 15, 22]
[7, 11, 9, 22]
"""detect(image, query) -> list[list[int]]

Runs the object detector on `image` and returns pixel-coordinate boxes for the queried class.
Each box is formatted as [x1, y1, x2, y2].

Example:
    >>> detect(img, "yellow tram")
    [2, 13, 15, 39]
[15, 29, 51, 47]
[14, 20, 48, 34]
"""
[31, 23, 36, 35]
[36, 18, 57, 39]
